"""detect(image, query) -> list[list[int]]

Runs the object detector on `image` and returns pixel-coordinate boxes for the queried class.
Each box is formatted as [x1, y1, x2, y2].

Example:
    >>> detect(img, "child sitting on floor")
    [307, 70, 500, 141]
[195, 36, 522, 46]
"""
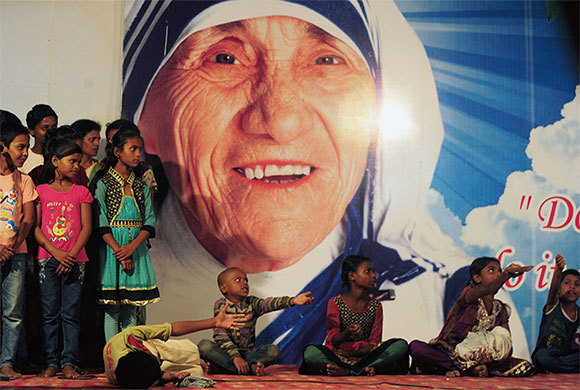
[409, 257, 535, 377]
[104, 305, 246, 388]
[198, 267, 314, 376]
[299, 255, 408, 376]
[532, 253, 579, 373]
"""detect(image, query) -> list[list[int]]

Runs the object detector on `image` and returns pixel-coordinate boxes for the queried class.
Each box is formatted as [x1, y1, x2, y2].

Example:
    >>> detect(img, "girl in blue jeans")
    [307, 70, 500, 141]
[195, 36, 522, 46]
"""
[0, 111, 37, 380]
[34, 136, 93, 378]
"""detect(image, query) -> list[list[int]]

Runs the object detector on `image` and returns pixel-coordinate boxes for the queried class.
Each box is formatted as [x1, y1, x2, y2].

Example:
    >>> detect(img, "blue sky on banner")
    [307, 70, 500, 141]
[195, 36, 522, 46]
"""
[395, 0, 579, 351]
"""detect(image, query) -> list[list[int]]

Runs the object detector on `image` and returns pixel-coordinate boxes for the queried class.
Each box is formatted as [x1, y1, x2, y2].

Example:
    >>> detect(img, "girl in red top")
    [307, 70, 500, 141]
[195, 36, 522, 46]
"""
[299, 255, 408, 376]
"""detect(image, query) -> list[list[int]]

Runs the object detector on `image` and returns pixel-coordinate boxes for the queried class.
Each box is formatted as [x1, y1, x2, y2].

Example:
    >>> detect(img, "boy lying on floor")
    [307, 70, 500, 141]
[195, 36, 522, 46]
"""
[104, 306, 246, 388]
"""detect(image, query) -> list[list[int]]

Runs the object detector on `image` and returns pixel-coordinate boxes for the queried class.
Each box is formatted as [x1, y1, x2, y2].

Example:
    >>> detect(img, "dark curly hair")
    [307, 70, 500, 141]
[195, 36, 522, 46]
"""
[341, 255, 372, 290]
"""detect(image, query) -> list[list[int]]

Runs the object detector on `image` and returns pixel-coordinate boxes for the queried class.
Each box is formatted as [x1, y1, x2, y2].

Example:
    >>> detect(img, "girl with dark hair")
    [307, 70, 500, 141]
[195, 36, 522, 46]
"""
[409, 257, 534, 377]
[34, 136, 93, 378]
[70, 119, 101, 181]
[91, 127, 159, 341]
[0, 110, 37, 380]
[299, 255, 408, 376]
[28, 126, 89, 186]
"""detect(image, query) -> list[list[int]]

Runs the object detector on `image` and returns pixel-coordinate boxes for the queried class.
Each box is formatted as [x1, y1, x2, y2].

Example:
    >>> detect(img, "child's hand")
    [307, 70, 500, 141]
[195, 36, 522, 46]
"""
[472, 348, 493, 364]
[233, 356, 249, 374]
[215, 304, 247, 330]
[120, 259, 134, 272]
[504, 263, 533, 277]
[0, 245, 12, 263]
[555, 253, 566, 270]
[291, 291, 314, 306]
[53, 249, 76, 269]
[347, 324, 363, 338]
[56, 263, 72, 275]
[114, 243, 137, 262]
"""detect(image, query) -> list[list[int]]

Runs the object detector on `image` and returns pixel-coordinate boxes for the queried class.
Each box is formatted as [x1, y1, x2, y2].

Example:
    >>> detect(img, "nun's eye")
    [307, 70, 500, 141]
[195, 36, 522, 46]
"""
[315, 55, 342, 65]
[215, 53, 238, 64]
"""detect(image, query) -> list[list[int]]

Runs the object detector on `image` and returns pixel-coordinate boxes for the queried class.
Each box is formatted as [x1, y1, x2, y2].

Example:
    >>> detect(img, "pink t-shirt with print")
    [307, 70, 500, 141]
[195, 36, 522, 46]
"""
[0, 171, 38, 253]
[37, 184, 93, 262]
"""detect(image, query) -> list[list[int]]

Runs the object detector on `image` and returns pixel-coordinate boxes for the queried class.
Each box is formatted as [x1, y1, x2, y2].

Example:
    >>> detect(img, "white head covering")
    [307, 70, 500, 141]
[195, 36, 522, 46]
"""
[123, 0, 467, 275]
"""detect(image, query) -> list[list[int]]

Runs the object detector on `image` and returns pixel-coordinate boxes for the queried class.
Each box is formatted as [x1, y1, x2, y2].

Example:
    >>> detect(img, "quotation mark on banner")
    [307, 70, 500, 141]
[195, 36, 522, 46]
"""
[519, 195, 532, 210]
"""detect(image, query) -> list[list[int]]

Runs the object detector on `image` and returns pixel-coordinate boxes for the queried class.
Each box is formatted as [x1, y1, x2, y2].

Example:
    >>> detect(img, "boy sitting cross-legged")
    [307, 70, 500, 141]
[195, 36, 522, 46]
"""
[199, 267, 314, 376]
[532, 253, 579, 373]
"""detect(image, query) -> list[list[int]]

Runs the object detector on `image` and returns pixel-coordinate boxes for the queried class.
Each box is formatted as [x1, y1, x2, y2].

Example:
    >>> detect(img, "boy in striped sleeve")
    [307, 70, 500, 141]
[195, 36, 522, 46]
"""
[199, 267, 314, 375]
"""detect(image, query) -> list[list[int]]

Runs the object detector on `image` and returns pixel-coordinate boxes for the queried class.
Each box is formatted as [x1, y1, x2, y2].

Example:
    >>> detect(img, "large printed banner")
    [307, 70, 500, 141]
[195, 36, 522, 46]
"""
[122, 0, 579, 363]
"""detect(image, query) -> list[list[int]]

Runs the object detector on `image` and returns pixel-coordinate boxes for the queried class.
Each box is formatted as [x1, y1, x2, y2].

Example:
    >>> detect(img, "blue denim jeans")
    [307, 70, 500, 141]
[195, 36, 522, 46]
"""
[198, 339, 280, 374]
[0, 253, 26, 367]
[38, 258, 85, 368]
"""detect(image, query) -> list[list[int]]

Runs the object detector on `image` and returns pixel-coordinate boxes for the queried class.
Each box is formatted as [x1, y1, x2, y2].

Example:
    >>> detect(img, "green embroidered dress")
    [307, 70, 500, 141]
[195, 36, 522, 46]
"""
[95, 167, 160, 306]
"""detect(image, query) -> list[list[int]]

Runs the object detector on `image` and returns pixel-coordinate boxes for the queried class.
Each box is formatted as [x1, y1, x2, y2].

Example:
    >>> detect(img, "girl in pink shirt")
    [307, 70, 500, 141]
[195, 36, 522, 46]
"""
[34, 137, 93, 378]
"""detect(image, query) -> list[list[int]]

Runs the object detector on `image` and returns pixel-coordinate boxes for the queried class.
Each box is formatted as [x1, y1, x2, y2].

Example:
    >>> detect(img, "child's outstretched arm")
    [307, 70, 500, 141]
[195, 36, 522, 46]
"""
[545, 253, 565, 313]
[170, 305, 247, 337]
[291, 291, 314, 306]
[466, 263, 533, 302]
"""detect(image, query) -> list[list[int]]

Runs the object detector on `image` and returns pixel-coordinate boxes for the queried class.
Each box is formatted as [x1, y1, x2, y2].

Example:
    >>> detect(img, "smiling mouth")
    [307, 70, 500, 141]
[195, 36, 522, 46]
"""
[234, 164, 314, 184]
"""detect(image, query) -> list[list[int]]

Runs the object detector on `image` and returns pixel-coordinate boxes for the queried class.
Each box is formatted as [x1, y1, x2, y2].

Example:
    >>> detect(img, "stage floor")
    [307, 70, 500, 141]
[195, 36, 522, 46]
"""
[0, 365, 578, 389]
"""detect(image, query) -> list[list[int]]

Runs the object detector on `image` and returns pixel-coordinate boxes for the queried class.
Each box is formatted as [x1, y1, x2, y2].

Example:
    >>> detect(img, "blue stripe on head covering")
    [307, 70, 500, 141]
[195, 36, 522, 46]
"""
[122, 0, 378, 120]
[123, 0, 427, 364]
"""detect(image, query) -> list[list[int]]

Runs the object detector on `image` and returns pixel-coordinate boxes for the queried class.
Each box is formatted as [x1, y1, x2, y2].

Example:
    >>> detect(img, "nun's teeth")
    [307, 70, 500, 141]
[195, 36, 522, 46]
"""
[240, 164, 312, 180]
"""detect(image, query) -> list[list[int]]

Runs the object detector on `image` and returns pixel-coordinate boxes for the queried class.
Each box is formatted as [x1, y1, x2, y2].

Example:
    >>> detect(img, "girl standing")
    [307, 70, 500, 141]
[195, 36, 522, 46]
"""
[70, 119, 100, 182]
[34, 137, 92, 378]
[300, 255, 408, 376]
[409, 257, 534, 377]
[0, 111, 37, 380]
[90, 126, 159, 341]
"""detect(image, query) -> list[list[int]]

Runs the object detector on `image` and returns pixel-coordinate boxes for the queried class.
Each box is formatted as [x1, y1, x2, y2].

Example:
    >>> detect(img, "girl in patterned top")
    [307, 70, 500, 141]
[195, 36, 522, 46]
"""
[299, 255, 408, 376]
[409, 257, 535, 377]
[90, 127, 159, 342]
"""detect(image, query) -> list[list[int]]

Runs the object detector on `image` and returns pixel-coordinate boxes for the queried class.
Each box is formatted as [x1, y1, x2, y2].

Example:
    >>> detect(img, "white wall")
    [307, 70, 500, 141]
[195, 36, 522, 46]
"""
[0, 0, 123, 128]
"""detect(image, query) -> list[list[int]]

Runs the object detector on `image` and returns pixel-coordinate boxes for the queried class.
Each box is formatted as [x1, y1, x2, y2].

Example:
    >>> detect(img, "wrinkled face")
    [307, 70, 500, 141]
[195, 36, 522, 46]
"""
[54, 153, 82, 180]
[139, 16, 375, 264]
[82, 129, 101, 157]
[3, 134, 30, 168]
[115, 137, 143, 169]
[559, 274, 580, 303]
[31, 116, 57, 145]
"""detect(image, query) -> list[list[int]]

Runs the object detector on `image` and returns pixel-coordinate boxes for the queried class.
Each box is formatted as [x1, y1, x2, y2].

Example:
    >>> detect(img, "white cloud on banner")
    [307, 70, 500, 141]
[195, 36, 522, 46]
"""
[427, 85, 580, 259]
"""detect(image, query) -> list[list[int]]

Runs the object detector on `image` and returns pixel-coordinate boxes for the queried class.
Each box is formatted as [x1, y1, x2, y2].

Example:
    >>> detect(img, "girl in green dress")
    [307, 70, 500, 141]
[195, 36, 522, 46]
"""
[91, 126, 159, 341]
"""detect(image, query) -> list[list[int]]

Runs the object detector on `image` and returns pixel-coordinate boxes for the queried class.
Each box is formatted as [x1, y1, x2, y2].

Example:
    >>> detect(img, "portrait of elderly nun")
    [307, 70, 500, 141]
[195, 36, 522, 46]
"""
[122, 0, 528, 363]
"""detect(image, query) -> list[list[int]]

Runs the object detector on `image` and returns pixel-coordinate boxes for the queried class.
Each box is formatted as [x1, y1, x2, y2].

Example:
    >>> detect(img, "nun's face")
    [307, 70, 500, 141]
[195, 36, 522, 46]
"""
[139, 16, 375, 271]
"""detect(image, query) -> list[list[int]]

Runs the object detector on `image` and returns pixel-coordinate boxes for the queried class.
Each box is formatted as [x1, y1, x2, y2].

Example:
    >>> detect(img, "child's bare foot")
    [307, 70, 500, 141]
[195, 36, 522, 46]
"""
[161, 371, 190, 384]
[364, 367, 375, 376]
[445, 369, 460, 378]
[206, 362, 230, 375]
[469, 365, 488, 377]
[62, 365, 80, 379]
[0, 365, 22, 380]
[251, 362, 265, 376]
[37, 366, 57, 378]
[326, 364, 347, 376]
